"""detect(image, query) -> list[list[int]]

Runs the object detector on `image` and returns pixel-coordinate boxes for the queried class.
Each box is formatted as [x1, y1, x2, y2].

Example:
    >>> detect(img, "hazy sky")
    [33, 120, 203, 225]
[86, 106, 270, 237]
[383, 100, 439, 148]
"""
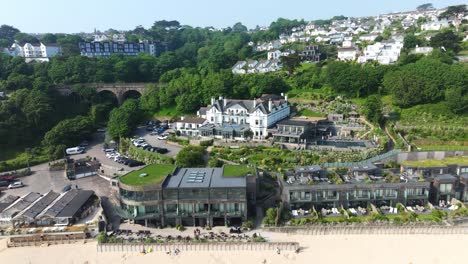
[2, 0, 466, 33]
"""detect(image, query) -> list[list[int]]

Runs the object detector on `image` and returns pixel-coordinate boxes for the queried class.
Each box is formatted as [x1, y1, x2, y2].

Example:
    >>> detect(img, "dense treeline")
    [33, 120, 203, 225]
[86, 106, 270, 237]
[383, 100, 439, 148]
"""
[0, 17, 467, 165]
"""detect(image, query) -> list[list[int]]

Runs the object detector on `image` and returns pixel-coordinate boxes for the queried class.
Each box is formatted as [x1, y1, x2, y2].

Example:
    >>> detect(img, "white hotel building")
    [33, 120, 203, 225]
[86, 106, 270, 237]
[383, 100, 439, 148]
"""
[3, 42, 61, 62]
[198, 94, 290, 139]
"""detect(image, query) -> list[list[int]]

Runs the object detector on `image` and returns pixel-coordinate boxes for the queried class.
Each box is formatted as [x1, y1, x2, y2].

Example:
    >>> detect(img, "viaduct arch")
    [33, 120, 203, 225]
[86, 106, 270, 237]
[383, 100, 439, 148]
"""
[55, 83, 165, 104]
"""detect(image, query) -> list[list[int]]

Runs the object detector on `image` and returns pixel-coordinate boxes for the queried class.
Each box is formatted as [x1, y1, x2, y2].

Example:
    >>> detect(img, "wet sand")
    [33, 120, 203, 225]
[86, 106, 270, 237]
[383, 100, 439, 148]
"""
[1, 233, 466, 264]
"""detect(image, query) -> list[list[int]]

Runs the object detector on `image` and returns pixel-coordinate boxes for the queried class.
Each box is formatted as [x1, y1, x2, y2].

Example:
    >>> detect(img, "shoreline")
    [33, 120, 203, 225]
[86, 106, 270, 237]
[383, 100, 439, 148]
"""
[1, 232, 467, 264]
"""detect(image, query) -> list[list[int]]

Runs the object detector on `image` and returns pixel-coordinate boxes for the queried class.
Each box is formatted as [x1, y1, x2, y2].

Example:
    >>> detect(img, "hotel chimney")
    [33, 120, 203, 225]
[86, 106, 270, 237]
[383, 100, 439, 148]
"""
[268, 98, 272, 112]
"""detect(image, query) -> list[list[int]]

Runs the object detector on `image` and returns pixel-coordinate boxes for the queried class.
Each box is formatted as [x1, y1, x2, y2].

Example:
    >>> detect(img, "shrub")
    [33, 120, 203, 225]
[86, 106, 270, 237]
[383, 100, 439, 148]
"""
[241, 220, 254, 230]
[199, 139, 213, 147]
[175, 224, 186, 231]
[96, 232, 108, 243]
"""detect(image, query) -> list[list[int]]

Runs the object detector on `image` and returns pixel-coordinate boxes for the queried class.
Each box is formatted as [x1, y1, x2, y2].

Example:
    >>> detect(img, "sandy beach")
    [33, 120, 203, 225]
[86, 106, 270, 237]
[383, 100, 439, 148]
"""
[1, 232, 467, 264]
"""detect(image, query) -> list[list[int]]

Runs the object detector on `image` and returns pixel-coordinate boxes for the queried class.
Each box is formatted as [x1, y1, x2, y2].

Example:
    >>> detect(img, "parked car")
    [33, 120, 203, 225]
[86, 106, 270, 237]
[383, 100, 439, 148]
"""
[146, 125, 154, 131]
[61, 184, 72, 193]
[79, 140, 89, 147]
[103, 148, 115, 153]
[66, 147, 85, 155]
[0, 175, 14, 182]
[8, 181, 23, 189]
[0, 180, 10, 188]
[156, 148, 168, 154]
[128, 160, 145, 167]
[157, 134, 168, 140]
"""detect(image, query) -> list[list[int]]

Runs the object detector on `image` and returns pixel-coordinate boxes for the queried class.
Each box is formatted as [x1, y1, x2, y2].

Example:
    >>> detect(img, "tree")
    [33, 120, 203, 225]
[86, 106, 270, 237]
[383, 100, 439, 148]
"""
[363, 95, 383, 125]
[445, 87, 468, 114]
[107, 99, 143, 140]
[439, 5, 467, 19]
[0, 25, 20, 44]
[175, 146, 205, 167]
[403, 34, 423, 50]
[281, 54, 300, 75]
[41, 33, 57, 43]
[13, 32, 39, 44]
[232, 22, 248, 33]
[417, 3, 434, 11]
[42, 116, 94, 159]
[430, 30, 461, 53]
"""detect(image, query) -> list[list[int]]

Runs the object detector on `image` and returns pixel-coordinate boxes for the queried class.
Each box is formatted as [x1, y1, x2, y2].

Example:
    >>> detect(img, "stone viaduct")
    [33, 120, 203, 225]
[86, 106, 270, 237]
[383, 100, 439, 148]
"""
[55, 83, 165, 104]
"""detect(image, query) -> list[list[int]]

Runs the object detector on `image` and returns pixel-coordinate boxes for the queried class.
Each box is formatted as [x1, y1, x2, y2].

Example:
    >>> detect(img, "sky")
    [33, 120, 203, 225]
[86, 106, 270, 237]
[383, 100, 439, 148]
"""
[1, 0, 466, 33]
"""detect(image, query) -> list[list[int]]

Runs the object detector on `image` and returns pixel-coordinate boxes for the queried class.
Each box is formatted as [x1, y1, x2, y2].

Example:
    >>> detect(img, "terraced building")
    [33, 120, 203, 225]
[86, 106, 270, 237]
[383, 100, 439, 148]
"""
[118, 164, 257, 227]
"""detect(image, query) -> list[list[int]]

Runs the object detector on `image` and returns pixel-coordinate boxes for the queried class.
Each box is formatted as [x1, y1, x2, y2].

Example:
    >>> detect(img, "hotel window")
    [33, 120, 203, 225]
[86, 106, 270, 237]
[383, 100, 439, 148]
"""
[440, 184, 452, 193]
[255, 120, 259, 125]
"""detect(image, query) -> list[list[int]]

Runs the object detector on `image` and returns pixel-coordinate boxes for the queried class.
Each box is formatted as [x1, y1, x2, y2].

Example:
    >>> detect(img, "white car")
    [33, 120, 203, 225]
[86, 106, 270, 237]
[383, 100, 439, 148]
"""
[157, 134, 168, 140]
[8, 181, 23, 189]
[106, 152, 120, 158]
[109, 153, 120, 159]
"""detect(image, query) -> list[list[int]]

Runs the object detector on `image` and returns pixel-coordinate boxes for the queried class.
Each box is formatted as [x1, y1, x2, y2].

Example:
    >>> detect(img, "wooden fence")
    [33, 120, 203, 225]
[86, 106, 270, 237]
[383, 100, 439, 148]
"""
[97, 242, 298, 252]
[8, 232, 87, 247]
[264, 225, 468, 235]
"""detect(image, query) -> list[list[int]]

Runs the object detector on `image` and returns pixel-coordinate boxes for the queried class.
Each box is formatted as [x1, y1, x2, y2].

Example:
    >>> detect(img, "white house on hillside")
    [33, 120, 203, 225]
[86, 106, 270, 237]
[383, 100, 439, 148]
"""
[3, 42, 61, 62]
[421, 19, 449, 31]
[199, 94, 290, 138]
[338, 47, 359, 61]
[358, 41, 403, 65]
[174, 117, 207, 137]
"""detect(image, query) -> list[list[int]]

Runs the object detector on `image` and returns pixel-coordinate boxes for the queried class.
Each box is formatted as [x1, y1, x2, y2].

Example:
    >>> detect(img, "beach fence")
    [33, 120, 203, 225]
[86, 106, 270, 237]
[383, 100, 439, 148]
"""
[264, 225, 468, 235]
[97, 242, 298, 253]
[7, 232, 87, 247]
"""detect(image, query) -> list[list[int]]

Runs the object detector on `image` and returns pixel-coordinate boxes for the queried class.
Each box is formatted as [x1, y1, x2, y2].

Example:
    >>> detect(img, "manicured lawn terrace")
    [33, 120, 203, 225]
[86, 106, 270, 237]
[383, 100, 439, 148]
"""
[223, 165, 255, 177]
[401, 156, 468, 167]
[120, 164, 176, 185]
[296, 109, 326, 118]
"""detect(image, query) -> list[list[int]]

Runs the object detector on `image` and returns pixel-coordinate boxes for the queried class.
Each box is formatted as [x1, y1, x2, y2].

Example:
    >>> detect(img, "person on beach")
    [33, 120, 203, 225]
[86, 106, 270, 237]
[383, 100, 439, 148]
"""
[276, 247, 281, 255]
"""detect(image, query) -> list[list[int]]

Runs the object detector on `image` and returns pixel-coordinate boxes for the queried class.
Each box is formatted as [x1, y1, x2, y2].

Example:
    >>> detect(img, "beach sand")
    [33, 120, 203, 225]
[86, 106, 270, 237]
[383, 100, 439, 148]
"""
[1, 233, 467, 264]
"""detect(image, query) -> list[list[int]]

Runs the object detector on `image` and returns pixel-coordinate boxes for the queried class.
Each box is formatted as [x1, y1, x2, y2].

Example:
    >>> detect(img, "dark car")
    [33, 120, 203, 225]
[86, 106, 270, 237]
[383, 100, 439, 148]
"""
[142, 145, 153, 150]
[0, 175, 14, 182]
[0, 180, 10, 188]
[61, 184, 72, 193]
[156, 148, 168, 154]
[146, 125, 154, 131]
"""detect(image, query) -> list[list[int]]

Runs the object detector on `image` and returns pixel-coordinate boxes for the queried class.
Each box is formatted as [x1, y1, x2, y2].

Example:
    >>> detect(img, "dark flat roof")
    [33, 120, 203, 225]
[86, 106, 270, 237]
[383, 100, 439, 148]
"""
[435, 174, 457, 182]
[164, 167, 247, 189]
[56, 190, 95, 218]
[277, 119, 312, 127]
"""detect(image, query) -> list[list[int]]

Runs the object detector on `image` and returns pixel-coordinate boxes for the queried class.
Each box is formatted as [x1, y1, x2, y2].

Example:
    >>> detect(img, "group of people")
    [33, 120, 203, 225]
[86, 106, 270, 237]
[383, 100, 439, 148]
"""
[166, 248, 181, 256]
[193, 228, 201, 237]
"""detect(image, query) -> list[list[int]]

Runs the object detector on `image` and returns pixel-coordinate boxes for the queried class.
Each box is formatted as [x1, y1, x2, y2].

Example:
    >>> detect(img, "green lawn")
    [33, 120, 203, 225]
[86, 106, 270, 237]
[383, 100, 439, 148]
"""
[401, 156, 468, 167]
[120, 164, 176, 185]
[296, 109, 326, 117]
[223, 165, 256, 177]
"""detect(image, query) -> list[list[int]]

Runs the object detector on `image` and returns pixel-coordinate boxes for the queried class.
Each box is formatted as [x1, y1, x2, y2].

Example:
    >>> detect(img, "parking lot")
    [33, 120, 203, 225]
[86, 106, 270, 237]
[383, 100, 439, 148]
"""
[0, 163, 112, 199]
[133, 126, 182, 158]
